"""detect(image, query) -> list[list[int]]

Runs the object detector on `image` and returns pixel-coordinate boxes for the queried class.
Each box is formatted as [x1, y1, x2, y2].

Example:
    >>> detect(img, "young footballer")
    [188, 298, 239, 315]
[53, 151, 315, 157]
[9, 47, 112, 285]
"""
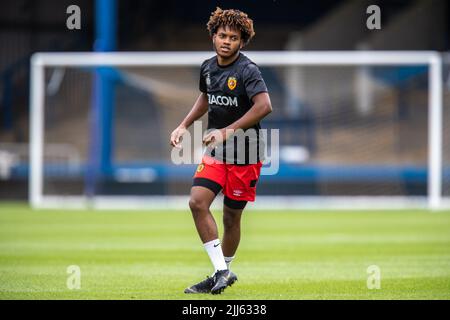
[170, 7, 272, 294]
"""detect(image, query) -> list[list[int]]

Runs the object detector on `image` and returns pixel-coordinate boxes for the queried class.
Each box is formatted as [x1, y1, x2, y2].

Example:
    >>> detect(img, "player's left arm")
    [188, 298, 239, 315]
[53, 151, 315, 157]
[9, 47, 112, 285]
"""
[226, 92, 272, 131]
[203, 92, 272, 146]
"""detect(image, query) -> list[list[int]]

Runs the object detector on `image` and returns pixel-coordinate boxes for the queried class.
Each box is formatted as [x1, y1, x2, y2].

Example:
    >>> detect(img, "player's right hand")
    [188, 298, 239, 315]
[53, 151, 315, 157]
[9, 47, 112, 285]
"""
[170, 125, 187, 149]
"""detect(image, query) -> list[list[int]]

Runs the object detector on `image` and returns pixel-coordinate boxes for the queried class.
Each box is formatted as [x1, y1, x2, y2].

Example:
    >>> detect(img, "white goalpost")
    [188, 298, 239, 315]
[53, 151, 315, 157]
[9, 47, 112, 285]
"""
[29, 51, 444, 210]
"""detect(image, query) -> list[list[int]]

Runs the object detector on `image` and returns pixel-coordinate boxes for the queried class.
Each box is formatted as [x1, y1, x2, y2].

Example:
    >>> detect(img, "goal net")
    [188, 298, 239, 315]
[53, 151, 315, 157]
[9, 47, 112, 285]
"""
[29, 51, 447, 210]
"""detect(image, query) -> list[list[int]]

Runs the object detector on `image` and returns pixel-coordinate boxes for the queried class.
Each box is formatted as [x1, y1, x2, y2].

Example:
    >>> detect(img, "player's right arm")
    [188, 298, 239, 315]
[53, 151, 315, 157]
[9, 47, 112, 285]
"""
[170, 92, 208, 148]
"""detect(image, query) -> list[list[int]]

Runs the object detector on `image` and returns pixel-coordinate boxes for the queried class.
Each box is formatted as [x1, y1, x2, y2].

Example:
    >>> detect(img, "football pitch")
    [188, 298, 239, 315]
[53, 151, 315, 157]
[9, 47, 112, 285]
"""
[0, 203, 449, 300]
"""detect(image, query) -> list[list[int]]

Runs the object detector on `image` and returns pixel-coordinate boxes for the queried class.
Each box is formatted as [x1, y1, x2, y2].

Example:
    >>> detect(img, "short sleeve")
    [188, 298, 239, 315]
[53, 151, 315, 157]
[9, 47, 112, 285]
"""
[243, 64, 268, 100]
[199, 61, 207, 93]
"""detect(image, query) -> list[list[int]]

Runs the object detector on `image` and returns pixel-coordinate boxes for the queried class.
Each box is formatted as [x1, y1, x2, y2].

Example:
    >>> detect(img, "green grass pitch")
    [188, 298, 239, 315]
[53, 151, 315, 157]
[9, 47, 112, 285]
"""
[1, 202, 449, 299]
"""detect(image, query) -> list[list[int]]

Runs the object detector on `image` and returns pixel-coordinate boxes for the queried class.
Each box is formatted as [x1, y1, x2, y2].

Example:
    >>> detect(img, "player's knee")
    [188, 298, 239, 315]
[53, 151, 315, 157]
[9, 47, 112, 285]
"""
[223, 209, 241, 230]
[189, 197, 209, 213]
[223, 214, 239, 230]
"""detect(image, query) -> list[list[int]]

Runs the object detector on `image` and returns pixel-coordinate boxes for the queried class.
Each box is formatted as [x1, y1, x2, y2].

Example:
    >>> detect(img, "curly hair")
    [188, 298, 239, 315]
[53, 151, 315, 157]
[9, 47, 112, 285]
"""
[206, 7, 255, 45]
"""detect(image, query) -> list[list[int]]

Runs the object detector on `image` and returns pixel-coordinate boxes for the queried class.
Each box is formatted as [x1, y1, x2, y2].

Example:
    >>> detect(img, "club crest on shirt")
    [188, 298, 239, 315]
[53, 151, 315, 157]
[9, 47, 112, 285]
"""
[227, 77, 237, 90]
[206, 73, 211, 87]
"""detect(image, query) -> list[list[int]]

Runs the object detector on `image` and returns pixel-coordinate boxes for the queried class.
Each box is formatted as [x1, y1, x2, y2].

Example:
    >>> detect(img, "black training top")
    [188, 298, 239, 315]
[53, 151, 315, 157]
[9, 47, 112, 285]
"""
[199, 52, 268, 164]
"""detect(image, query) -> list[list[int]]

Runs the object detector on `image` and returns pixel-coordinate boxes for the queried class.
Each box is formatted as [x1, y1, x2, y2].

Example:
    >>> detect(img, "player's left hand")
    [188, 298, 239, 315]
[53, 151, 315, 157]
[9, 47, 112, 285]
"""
[203, 128, 234, 148]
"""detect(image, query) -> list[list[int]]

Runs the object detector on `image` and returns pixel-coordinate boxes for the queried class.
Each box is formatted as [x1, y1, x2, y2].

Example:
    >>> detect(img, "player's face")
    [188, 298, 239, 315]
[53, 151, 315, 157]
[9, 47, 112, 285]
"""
[213, 26, 243, 59]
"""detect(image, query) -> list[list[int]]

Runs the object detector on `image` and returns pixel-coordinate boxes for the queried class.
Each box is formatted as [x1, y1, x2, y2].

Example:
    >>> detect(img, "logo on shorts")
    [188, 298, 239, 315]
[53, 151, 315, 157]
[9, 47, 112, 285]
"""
[196, 163, 205, 173]
[232, 189, 243, 197]
[227, 77, 237, 90]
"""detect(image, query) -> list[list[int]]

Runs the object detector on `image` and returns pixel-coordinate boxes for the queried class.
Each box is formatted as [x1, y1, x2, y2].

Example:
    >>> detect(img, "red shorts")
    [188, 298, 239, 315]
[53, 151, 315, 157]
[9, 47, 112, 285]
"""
[193, 156, 263, 202]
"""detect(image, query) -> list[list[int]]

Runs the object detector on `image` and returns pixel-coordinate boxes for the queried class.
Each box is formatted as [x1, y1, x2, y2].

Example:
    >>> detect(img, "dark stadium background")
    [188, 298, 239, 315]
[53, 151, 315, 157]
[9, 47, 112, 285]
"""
[0, 0, 449, 201]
